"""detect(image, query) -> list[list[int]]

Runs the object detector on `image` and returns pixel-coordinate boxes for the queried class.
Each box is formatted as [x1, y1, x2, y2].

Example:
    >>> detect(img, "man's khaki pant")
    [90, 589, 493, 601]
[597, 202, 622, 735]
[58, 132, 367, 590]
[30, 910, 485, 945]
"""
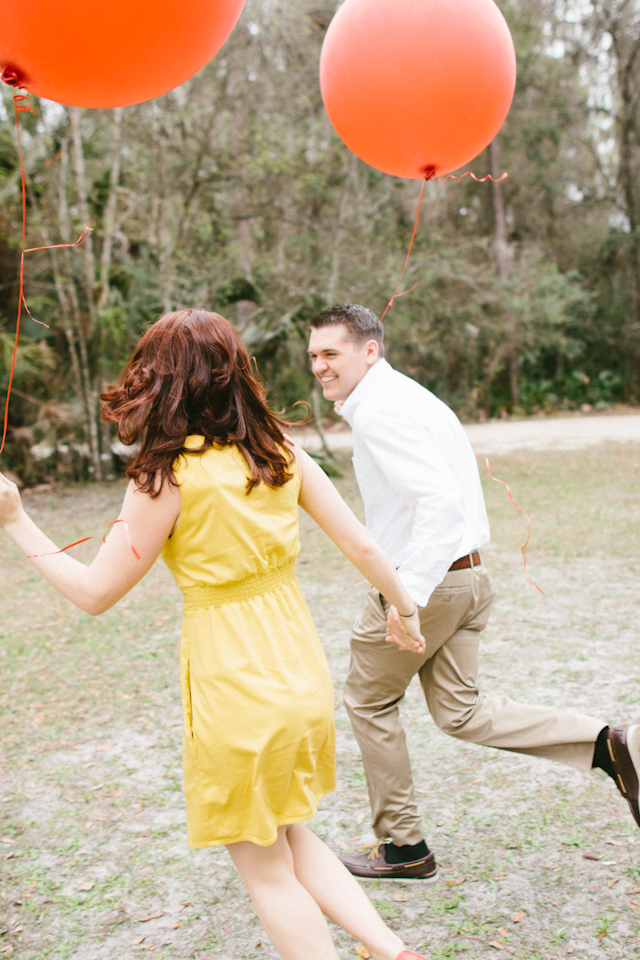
[344, 564, 604, 846]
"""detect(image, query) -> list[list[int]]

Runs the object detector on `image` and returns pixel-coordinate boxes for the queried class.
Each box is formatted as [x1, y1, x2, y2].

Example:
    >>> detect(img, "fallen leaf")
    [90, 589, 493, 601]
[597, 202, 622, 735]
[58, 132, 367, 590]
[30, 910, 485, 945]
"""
[0, 946, 14, 955]
[607, 878, 620, 887]
[0, 839, 15, 844]
[176, 902, 193, 912]
[472, 777, 482, 783]
[605, 840, 624, 846]
[355, 946, 370, 959]
[566, 947, 575, 954]
[138, 913, 163, 923]
[87, 817, 108, 823]
[488, 941, 505, 950]
[414, 788, 426, 794]
[497, 928, 509, 936]
[627, 887, 640, 895]
[446, 876, 466, 886]
[391, 892, 411, 901]
[132, 937, 146, 946]
[582, 853, 604, 861]
[513, 910, 525, 923]
[77, 882, 94, 892]
[173, 922, 180, 929]
[456, 834, 468, 840]
[356, 812, 365, 825]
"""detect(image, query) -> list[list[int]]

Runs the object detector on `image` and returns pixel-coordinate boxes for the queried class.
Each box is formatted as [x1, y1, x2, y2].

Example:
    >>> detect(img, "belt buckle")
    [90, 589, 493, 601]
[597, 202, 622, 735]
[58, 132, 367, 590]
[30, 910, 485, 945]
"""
[468, 552, 476, 569]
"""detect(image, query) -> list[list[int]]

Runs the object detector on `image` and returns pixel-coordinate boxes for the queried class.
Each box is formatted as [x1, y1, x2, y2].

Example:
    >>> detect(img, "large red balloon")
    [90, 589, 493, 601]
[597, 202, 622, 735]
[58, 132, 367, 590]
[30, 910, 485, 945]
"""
[0, 0, 246, 108]
[320, 0, 516, 179]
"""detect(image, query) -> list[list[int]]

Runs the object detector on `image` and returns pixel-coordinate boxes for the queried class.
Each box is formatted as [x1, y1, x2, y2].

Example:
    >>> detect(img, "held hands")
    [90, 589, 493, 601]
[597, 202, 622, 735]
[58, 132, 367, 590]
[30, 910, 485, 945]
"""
[385, 605, 426, 654]
[0, 472, 24, 529]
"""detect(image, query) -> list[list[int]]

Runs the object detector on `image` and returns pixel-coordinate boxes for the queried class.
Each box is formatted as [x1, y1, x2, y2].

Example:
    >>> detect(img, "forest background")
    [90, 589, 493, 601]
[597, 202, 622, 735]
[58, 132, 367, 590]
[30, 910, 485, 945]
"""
[0, 0, 639, 484]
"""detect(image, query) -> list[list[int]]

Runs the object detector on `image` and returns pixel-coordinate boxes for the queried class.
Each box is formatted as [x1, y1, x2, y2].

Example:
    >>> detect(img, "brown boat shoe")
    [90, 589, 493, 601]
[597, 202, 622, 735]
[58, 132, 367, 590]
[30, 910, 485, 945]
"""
[339, 839, 438, 883]
[607, 725, 640, 828]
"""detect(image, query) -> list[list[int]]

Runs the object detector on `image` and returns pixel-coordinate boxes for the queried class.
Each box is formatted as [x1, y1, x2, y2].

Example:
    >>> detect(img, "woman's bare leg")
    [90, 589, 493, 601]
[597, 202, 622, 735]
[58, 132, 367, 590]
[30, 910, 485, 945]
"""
[286, 824, 405, 960]
[227, 826, 339, 960]
[227, 824, 405, 960]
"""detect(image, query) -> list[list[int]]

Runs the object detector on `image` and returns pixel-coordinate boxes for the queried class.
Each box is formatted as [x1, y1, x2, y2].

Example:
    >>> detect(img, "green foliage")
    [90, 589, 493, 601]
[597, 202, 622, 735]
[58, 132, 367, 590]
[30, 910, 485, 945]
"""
[0, 0, 639, 481]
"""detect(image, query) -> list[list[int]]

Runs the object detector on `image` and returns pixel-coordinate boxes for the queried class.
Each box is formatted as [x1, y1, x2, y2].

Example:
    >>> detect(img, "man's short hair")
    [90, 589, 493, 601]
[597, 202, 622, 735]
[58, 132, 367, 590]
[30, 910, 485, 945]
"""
[309, 303, 385, 356]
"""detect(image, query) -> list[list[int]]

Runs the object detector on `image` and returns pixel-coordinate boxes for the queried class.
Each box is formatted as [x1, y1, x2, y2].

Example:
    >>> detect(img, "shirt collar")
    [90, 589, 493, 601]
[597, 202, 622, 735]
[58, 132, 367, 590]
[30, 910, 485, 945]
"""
[340, 358, 392, 425]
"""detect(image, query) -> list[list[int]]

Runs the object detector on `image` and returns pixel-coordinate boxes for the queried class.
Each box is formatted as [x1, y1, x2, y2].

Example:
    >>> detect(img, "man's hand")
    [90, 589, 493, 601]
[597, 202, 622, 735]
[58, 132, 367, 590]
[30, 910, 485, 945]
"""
[385, 605, 426, 654]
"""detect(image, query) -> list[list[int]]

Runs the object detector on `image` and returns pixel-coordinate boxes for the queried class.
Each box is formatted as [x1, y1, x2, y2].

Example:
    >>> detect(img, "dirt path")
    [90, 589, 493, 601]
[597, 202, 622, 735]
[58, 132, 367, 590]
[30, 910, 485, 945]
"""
[2, 446, 640, 959]
[294, 411, 640, 455]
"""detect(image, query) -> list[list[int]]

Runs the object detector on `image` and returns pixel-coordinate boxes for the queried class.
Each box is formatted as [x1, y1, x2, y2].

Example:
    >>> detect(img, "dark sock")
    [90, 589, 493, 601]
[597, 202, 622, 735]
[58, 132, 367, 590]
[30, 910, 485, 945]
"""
[385, 839, 430, 864]
[592, 725, 616, 782]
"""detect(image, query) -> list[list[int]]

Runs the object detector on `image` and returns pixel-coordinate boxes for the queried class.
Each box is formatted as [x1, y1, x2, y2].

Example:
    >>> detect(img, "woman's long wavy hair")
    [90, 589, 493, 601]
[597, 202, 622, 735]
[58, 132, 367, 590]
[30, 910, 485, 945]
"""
[101, 309, 295, 497]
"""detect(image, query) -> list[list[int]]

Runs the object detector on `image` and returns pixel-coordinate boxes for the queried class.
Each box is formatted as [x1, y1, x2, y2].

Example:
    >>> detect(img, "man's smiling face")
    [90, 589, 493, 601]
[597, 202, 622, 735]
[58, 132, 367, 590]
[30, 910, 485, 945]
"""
[308, 324, 380, 402]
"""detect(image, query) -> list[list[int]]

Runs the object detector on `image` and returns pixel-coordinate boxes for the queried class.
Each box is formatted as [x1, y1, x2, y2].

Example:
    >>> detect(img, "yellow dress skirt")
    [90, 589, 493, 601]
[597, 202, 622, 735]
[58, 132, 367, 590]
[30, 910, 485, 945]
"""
[161, 438, 336, 847]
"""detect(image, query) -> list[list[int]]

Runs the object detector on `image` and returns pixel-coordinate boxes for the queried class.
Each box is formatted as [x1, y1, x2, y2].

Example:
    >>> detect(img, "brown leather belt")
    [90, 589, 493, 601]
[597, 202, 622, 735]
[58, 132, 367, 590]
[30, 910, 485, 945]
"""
[449, 551, 481, 571]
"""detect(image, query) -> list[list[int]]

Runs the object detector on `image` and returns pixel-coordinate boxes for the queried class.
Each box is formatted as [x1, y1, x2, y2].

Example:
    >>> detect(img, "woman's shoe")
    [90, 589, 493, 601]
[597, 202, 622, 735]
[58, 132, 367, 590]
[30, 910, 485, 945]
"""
[396, 952, 428, 960]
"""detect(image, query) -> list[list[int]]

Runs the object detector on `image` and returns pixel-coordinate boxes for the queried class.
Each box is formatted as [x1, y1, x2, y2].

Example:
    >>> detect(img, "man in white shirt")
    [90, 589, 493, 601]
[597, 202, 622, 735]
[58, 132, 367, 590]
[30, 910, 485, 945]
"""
[308, 303, 640, 882]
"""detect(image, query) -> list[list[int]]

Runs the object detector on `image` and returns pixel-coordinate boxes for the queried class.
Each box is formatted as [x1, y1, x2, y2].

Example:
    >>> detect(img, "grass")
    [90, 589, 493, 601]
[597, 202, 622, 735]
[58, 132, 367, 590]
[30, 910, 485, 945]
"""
[1, 442, 640, 958]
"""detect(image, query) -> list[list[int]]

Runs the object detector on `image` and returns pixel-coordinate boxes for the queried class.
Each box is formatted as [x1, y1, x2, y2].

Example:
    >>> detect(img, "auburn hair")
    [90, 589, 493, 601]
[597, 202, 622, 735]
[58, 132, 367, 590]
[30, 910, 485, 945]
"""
[101, 309, 294, 497]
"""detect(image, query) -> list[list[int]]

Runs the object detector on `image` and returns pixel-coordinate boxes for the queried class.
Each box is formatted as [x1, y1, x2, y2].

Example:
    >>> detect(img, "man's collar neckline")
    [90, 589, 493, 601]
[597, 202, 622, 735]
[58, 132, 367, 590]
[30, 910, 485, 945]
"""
[341, 358, 391, 420]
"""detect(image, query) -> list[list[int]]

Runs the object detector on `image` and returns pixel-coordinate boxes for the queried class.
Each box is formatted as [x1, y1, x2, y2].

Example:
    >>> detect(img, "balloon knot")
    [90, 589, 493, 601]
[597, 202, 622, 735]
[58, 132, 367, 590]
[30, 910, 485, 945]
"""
[422, 165, 437, 181]
[1, 65, 26, 88]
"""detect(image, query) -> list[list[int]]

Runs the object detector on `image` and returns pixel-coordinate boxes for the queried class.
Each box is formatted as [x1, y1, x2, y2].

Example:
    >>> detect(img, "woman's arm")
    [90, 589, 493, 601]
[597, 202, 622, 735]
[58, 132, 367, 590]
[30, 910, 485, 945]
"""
[294, 445, 424, 653]
[0, 471, 181, 615]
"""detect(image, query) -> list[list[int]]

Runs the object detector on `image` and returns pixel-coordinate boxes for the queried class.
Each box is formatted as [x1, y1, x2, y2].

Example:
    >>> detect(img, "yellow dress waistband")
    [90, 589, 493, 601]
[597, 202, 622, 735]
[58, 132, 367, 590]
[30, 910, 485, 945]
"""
[182, 559, 296, 611]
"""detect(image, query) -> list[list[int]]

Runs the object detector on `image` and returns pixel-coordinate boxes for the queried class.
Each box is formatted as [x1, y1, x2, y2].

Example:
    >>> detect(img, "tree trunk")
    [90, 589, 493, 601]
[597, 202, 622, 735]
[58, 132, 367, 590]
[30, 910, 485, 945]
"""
[69, 107, 97, 330]
[312, 380, 334, 460]
[489, 138, 519, 408]
[610, 20, 640, 398]
[65, 112, 103, 478]
[98, 108, 123, 313]
[326, 153, 357, 306]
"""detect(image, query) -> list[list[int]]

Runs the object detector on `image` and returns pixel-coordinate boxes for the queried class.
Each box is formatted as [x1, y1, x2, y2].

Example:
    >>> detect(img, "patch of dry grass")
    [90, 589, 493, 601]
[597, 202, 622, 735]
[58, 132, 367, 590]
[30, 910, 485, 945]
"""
[1, 444, 640, 958]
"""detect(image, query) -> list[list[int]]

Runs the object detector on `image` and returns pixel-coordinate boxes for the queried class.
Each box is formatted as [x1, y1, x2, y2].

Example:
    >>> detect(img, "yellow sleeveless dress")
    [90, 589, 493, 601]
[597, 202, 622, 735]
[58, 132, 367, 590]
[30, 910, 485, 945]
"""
[161, 436, 336, 848]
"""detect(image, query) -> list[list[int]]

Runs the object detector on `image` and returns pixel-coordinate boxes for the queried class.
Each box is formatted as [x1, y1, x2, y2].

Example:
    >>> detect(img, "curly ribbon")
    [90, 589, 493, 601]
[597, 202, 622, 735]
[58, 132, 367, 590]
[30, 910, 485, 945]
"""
[0, 518, 140, 564]
[475, 453, 545, 596]
[0, 82, 92, 456]
[379, 168, 508, 323]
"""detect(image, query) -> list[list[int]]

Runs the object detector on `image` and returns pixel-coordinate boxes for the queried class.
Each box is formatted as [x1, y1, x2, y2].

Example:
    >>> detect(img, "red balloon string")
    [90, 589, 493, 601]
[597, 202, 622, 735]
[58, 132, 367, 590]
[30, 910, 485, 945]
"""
[428, 170, 508, 184]
[379, 169, 508, 323]
[1, 518, 140, 564]
[0, 87, 92, 457]
[380, 178, 426, 323]
[475, 453, 545, 596]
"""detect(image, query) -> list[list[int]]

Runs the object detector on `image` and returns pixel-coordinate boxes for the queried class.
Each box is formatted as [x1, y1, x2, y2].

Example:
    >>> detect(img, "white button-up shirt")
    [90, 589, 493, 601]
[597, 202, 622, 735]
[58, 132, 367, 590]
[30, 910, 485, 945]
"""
[340, 359, 490, 607]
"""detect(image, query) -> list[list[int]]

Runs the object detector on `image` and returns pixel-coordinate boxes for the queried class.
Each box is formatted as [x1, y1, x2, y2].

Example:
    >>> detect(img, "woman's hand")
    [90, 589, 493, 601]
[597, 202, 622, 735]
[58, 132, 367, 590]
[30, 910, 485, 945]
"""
[0, 471, 24, 529]
[385, 606, 426, 655]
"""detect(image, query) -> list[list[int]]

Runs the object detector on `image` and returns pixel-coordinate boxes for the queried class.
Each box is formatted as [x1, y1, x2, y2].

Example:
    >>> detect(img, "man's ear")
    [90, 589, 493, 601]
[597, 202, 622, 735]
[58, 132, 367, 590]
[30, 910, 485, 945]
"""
[365, 339, 381, 365]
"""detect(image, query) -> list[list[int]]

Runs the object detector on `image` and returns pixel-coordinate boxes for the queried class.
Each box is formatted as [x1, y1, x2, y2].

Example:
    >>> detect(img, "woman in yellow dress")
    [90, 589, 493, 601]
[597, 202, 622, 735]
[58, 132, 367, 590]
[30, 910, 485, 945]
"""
[0, 309, 428, 960]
